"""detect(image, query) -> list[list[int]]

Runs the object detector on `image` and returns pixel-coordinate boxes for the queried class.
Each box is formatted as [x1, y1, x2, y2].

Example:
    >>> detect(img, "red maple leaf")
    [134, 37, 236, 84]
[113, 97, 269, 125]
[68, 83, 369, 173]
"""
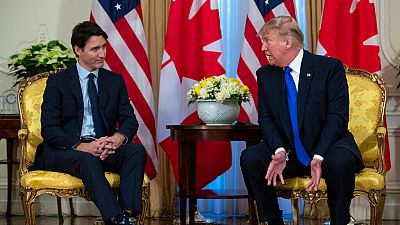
[318, 0, 381, 73]
[163, 0, 225, 82]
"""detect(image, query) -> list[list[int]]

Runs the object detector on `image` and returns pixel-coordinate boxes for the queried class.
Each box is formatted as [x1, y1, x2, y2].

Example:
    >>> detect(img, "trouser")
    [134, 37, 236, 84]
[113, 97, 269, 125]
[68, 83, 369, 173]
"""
[48, 144, 147, 220]
[240, 142, 356, 225]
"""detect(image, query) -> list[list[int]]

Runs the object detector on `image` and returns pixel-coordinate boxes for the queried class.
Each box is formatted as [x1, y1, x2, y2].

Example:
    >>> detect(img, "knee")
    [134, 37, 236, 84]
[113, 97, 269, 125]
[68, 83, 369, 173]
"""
[240, 147, 259, 170]
[124, 144, 147, 163]
[324, 151, 355, 176]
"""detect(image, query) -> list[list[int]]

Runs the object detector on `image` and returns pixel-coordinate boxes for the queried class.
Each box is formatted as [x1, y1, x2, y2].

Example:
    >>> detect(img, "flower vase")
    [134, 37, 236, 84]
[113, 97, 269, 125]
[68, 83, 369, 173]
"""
[197, 99, 240, 125]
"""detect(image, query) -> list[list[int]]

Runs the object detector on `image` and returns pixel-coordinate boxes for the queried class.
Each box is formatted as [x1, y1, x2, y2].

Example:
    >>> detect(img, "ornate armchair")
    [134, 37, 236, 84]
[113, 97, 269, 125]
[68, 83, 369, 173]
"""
[252, 66, 387, 225]
[17, 71, 150, 225]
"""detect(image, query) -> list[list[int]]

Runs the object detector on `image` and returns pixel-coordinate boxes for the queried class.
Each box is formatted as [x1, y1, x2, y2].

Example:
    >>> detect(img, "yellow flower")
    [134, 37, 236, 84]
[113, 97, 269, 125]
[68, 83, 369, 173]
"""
[194, 86, 201, 96]
[241, 85, 249, 92]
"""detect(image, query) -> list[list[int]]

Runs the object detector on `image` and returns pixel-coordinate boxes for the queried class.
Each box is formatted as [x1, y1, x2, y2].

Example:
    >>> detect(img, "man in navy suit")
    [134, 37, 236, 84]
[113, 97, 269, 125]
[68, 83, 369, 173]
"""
[240, 16, 364, 225]
[39, 21, 146, 225]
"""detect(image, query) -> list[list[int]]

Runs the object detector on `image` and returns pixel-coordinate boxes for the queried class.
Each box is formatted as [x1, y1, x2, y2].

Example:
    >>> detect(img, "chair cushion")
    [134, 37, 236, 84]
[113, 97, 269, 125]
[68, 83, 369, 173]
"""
[276, 168, 384, 192]
[20, 170, 120, 189]
[347, 75, 382, 165]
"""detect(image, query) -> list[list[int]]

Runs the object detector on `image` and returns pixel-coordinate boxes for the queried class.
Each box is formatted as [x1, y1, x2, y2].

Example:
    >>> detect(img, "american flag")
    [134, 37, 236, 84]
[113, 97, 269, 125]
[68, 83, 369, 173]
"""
[237, 0, 296, 124]
[90, 0, 158, 179]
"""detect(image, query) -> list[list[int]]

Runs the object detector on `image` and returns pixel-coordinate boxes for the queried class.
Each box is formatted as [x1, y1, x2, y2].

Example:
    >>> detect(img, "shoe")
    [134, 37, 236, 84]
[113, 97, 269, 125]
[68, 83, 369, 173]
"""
[105, 214, 136, 225]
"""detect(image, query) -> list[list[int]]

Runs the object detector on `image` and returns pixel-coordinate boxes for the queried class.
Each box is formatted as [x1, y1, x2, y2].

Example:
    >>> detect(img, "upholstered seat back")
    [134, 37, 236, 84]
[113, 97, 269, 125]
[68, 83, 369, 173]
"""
[347, 73, 385, 167]
[19, 74, 50, 167]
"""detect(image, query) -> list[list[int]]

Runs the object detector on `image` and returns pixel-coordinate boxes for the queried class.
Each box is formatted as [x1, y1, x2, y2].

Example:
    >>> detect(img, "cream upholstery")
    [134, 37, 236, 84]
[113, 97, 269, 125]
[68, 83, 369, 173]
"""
[253, 66, 387, 225]
[18, 71, 150, 225]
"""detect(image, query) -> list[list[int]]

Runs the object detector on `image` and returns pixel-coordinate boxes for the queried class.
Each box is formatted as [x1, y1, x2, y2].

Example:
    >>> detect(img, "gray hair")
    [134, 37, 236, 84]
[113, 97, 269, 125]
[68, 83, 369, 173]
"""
[258, 16, 304, 48]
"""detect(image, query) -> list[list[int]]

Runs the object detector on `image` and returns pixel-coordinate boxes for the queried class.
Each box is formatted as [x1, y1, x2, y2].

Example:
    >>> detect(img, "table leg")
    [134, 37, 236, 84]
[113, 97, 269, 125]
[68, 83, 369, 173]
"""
[187, 141, 196, 225]
[6, 138, 14, 217]
[178, 141, 190, 225]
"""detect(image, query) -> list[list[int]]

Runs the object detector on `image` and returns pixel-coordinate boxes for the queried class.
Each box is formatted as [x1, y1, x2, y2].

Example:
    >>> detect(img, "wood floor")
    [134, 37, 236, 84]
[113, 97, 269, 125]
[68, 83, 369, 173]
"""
[0, 216, 398, 225]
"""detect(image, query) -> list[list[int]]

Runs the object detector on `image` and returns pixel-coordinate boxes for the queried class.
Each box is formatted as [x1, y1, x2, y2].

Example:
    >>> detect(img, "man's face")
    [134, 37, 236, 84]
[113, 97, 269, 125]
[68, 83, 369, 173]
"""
[260, 29, 288, 67]
[75, 35, 106, 72]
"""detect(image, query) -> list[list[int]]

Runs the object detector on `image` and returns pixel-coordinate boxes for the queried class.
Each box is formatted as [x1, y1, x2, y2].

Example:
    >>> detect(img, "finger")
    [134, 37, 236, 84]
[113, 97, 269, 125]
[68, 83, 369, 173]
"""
[273, 173, 278, 186]
[305, 179, 313, 190]
[279, 174, 284, 185]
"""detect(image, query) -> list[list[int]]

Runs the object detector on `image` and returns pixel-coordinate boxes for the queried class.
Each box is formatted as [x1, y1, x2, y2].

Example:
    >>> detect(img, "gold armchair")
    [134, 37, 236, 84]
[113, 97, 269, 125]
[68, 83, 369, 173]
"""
[254, 66, 387, 225]
[18, 71, 150, 225]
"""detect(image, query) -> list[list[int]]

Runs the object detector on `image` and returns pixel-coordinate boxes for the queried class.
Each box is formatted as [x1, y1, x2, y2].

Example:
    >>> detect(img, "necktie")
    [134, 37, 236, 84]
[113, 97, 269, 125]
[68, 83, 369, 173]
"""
[88, 73, 105, 138]
[284, 67, 311, 166]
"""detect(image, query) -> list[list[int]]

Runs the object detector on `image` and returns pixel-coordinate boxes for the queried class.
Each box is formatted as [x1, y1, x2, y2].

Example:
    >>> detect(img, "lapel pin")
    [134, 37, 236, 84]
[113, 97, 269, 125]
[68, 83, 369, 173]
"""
[307, 73, 311, 77]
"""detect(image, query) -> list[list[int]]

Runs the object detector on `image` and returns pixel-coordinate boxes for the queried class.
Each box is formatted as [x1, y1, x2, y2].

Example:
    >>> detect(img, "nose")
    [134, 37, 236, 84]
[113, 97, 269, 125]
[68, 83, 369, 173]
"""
[98, 48, 106, 58]
[261, 42, 268, 51]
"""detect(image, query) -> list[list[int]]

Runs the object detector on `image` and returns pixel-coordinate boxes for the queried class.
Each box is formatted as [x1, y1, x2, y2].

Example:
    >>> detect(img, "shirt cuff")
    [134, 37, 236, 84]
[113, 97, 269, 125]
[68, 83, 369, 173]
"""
[313, 154, 324, 161]
[275, 147, 286, 155]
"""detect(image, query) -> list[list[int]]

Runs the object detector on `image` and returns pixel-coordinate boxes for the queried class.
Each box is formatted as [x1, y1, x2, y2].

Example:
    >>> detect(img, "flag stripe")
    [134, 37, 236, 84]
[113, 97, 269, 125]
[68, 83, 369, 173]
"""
[91, 3, 155, 114]
[238, 0, 296, 124]
[91, 0, 158, 178]
[103, 41, 156, 139]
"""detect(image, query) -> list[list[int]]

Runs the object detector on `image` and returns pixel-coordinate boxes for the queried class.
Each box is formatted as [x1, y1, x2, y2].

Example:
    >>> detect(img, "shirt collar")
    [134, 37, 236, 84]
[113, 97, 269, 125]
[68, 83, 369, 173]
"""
[76, 62, 99, 81]
[287, 49, 304, 74]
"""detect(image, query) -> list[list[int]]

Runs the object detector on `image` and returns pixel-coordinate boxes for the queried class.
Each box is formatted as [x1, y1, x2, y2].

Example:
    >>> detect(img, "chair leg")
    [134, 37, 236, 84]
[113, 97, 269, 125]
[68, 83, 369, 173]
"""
[57, 197, 63, 221]
[69, 198, 75, 218]
[22, 191, 36, 225]
[291, 199, 299, 225]
[137, 184, 150, 225]
[248, 196, 259, 225]
[369, 192, 385, 225]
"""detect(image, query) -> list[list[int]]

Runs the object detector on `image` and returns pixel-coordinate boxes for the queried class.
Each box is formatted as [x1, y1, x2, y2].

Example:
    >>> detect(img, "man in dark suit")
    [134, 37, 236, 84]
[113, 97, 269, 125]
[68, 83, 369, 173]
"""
[240, 16, 364, 225]
[39, 21, 146, 225]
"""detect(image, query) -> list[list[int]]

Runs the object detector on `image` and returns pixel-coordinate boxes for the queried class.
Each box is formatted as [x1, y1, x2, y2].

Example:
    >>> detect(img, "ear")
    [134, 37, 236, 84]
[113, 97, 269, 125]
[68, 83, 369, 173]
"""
[74, 46, 83, 57]
[285, 38, 293, 49]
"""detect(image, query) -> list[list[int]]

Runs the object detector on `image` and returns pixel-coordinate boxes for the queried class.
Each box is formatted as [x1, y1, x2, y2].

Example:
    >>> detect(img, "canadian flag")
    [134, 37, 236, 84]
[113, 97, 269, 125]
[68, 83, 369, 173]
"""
[317, 0, 391, 171]
[157, 0, 232, 189]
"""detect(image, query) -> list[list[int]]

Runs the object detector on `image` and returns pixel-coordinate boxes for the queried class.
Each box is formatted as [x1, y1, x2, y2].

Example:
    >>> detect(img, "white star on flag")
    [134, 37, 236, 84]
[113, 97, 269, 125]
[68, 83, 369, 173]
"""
[114, 3, 121, 10]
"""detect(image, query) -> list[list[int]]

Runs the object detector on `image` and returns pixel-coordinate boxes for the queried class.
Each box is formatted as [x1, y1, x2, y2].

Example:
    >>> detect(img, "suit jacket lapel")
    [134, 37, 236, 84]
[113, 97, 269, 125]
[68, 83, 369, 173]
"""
[97, 69, 109, 131]
[67, 66, 84, 128]
[297, 50, 314, 129]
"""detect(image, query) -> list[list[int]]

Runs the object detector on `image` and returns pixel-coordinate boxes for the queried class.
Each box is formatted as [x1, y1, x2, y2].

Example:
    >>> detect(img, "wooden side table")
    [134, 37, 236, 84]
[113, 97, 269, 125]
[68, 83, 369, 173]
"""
[0, 114, 20, 217]
[167, 123, 261, 225]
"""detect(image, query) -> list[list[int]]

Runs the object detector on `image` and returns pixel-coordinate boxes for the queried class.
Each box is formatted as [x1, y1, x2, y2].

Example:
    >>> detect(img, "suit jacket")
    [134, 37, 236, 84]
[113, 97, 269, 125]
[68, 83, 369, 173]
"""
[256, 50, 364, 171]
[35, 66, 139, 171]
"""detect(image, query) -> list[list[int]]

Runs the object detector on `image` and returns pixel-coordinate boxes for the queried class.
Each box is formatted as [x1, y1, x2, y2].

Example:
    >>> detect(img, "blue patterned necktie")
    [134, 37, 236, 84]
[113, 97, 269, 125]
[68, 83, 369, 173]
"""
[88, 73, 105, 138]
[284, 67, 311, 166]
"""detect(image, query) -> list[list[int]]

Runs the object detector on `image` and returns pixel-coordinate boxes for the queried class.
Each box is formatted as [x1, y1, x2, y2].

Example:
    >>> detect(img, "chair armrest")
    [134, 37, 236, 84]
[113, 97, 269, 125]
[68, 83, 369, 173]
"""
[18, 128, 29, 176]
[18, 128, 28, 139]
[376, 126, 386, 174]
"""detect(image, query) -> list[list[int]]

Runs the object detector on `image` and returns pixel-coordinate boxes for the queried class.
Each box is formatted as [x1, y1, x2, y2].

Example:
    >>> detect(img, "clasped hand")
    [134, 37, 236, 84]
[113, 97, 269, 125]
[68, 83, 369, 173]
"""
[265, 153, 322, 191]
[75, 133, 125, 160]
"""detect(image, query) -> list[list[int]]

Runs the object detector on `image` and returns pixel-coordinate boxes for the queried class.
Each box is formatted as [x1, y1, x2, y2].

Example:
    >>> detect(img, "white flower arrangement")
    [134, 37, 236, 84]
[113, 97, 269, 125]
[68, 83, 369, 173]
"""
[187, 75, 251, 104]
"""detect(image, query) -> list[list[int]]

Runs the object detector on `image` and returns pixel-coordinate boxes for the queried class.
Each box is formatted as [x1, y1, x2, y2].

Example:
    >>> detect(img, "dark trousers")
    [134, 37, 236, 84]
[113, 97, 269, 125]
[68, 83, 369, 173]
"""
[47, 144, 146, 220]
[240, 142, 356, 225]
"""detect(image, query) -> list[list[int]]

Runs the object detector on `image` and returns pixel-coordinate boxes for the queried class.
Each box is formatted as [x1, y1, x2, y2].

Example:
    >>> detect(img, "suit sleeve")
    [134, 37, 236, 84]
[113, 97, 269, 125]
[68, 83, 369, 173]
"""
[115, 75, 139, 142]
[41, 76, 79, 150]
[313, 60, 350, 157]
[257, 68, 287, 153]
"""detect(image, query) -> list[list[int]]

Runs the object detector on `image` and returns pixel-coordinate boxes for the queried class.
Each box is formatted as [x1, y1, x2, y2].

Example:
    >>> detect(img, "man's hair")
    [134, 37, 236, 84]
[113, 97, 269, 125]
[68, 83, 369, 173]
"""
[258, 16, 304, 48]
[71, 21, 108, 54]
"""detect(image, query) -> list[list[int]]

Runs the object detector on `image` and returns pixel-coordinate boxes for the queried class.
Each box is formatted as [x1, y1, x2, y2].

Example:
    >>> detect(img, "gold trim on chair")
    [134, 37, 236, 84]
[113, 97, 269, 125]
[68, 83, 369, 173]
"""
[18, 71, 150, 225]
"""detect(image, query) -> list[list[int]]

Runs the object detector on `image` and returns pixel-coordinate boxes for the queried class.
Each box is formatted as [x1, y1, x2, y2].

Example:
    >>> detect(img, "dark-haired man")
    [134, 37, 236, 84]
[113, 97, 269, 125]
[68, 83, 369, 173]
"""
[240, 16, 364, 225]
[38, 21, 146, 225]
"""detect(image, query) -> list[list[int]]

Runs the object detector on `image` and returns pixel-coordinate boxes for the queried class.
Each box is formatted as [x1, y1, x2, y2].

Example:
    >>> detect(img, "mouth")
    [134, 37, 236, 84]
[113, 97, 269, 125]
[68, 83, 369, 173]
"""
[265, 54, 272, 62]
